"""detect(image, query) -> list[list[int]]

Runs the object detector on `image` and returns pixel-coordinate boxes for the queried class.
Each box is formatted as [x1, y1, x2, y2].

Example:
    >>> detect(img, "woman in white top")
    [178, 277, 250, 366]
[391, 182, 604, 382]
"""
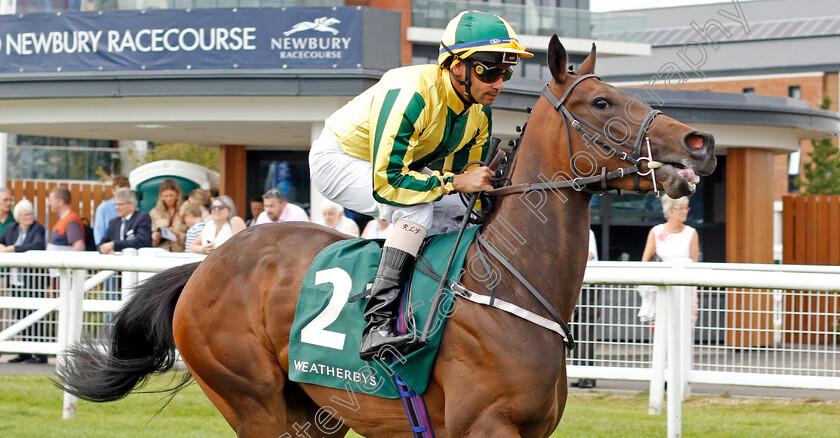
[191, 195, 246, 254]
[641, 195, 699, 263]
[638, 195, 699, 323]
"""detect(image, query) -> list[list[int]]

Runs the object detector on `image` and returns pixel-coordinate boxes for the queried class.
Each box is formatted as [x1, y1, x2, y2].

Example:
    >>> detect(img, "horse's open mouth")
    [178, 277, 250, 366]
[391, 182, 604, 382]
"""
[646, 162, 701, 194]
[670, 164, 700, 191]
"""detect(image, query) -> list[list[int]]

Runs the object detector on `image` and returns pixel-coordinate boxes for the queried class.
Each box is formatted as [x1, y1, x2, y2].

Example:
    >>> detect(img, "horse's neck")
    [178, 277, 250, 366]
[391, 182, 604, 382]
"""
[481, 133, 592, 321]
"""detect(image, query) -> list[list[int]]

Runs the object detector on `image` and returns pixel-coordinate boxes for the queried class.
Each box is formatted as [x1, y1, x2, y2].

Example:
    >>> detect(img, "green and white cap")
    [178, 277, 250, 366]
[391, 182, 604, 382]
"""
[438, 10, 533, 67]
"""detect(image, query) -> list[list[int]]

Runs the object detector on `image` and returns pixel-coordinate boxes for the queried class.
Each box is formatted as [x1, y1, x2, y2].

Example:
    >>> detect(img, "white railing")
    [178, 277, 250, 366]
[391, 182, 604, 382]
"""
[0, 248, 204, 419]
[576, 262, 840, 438]
[1, 254, 838, 435]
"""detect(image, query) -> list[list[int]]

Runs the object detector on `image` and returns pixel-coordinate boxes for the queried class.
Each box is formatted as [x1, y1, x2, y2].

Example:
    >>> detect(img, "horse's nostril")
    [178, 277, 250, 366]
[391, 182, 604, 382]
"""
[686, 134, 705, 150]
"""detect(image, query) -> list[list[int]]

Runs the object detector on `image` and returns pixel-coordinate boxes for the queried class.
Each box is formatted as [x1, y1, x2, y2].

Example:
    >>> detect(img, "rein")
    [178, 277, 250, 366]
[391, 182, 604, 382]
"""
[486, 74, 662, 197]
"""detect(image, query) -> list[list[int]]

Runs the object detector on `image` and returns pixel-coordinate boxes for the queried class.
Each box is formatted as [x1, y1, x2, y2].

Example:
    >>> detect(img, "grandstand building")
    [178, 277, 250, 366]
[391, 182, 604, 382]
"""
[0, 0, 837, 262]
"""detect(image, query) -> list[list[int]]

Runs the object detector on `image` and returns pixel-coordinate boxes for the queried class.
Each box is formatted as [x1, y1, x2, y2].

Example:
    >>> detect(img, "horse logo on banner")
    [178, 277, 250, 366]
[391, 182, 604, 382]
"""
[283, 17, 341, 36]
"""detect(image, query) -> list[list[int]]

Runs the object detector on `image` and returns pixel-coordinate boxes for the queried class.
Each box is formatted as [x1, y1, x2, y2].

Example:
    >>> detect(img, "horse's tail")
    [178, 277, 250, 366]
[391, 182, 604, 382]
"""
[55, 262, 200, 402]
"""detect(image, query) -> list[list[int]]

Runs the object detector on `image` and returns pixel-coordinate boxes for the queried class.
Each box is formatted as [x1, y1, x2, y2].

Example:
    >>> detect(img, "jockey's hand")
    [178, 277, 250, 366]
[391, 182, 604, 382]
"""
[453, 166, 494, 193]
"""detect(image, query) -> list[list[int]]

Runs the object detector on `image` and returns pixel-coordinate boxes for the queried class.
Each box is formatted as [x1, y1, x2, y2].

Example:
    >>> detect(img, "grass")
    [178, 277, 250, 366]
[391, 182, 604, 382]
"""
[0, 374, 233, 438]
[3, 374, 840, 437]
[551, 391, 840, 438]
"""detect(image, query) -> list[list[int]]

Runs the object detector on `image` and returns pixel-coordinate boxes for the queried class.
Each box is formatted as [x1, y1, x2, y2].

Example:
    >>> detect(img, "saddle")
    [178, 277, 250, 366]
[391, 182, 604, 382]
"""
[287, 226, 481, 398]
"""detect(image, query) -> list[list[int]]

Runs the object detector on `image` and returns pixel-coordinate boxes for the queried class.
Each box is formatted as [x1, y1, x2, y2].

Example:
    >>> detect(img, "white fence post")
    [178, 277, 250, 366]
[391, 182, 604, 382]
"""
[648, 285, 667, 415]
[121, 248, 138, 303]
[56, 269, 72, 359]
[679, 284, 693, 400]
[62, 269, 86, 420]
[666, 284, 683, 438]
[137, 247, 163, 284]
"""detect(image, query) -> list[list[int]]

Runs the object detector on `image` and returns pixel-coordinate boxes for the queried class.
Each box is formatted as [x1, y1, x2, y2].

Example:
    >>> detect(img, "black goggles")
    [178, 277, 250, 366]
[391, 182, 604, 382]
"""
[466, 60, 513, 83]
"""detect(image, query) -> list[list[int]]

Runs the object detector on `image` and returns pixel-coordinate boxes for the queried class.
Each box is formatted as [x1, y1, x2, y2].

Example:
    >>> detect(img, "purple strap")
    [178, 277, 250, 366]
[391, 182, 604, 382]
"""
[394, 289, 435, 437]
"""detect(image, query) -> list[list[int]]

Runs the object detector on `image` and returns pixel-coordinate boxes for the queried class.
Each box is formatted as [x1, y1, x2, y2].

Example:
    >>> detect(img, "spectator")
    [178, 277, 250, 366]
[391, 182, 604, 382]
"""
[246, 195, 264, 227]
[0, 189, 17, 314]
[361, 217, 393, 240]
[0, 199, 46, 253]
[191, 196, 246, 254]
[93, 176, 130, 246]
[255, 188, 309, 224]
[641, 196, 699, 263]
[181, 201, 205, 252]
[570, 229, 599, 389]
[188, 188, 212, 221]
[150, 179, 187, 252]
[1, 199, 47, 363]
[0, 188, 14, 236]
[47, 186, 85, 255]
[315, 199, 360, 237]
[98, 188, 152, 254]
[637, 195, 699, 324]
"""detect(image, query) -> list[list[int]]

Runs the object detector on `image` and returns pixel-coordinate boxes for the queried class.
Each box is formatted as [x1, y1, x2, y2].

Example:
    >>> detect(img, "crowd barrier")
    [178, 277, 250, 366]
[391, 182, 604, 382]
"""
[1, 252, 838, 436]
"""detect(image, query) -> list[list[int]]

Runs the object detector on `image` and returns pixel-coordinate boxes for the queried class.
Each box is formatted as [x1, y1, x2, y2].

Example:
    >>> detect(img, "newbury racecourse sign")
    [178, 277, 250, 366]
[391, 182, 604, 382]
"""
[3, 28, 257, 54]
[0, 7, 362, 73]
[272, 16, 353, 60]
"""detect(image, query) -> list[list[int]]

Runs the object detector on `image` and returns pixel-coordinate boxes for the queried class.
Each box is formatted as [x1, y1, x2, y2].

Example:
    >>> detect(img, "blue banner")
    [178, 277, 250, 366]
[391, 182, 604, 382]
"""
[0, 7, 363, 73]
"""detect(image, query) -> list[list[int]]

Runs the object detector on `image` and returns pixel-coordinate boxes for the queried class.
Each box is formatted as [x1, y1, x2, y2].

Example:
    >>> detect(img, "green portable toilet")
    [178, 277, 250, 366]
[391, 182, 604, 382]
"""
[128, 160, 220, 213]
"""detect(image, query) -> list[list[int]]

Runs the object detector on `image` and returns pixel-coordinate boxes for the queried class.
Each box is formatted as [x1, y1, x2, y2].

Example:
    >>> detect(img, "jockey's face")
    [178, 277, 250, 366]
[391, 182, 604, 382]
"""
[450, 61, 506, 106]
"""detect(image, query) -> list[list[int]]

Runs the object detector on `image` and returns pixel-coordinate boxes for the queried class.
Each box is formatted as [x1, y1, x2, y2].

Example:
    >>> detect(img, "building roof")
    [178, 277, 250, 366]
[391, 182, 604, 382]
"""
[597, 0, 840, 81]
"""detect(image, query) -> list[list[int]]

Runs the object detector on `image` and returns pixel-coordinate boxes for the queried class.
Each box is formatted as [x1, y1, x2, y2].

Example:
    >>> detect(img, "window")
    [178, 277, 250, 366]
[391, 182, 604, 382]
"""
[742, 87, 755, 94]
[788, 149, 801, 193]
[788, 85, 801, 99]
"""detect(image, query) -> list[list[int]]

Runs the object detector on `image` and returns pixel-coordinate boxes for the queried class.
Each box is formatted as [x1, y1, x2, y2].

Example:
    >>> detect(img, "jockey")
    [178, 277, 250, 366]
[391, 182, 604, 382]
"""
[309, 10, 532, 361]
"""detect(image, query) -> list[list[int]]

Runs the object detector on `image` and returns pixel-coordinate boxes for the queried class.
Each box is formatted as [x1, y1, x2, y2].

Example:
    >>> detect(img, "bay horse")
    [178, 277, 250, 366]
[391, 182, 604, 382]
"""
[57, 36, 715, 437]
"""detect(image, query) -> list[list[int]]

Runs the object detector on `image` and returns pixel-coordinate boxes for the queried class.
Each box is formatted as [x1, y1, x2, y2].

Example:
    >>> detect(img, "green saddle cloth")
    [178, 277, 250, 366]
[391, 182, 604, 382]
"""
[288, 225, 481, 399]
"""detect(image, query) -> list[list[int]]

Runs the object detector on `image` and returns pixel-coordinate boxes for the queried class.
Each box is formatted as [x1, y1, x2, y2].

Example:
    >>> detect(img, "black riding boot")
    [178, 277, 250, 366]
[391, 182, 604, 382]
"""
[359, 247, 417, 361]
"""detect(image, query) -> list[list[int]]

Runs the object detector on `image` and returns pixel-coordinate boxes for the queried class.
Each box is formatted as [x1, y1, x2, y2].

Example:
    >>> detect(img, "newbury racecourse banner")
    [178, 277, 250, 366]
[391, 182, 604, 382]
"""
[0, 7, 362, 73]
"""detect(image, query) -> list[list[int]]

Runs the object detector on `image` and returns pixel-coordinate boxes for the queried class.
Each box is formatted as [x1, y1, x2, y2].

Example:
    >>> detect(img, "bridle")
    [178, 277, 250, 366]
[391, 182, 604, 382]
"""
[487, 74, 663, 197]
[455, 74, 664, 350]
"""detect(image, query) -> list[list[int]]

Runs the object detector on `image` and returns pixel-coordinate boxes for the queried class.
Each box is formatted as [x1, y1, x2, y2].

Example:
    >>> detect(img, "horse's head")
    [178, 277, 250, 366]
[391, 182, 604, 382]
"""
[541, 35, 716, 198]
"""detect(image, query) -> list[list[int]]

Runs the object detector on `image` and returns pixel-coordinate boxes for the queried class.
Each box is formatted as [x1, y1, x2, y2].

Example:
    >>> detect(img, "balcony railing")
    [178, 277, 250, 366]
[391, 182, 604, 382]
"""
[412, 0, 647, 42]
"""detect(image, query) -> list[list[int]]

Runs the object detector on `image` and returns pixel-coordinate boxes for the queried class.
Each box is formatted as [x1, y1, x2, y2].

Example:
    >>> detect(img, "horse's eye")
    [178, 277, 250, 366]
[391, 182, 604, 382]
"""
[593, 98, 610, 110]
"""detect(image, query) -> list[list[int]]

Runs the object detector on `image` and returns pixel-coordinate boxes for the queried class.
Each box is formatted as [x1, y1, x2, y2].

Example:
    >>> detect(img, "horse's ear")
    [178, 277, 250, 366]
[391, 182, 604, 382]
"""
[547, 34, 567, 83]
[578, 43, 597, 75]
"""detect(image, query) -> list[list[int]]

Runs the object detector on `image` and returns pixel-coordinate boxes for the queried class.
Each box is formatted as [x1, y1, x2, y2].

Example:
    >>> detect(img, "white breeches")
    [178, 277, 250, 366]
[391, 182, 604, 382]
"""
[309, 126, 464, 234]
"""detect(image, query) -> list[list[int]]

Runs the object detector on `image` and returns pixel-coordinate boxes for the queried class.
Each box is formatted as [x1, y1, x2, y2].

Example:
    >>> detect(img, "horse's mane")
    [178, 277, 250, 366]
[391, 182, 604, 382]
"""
[474, 115, 528, 223]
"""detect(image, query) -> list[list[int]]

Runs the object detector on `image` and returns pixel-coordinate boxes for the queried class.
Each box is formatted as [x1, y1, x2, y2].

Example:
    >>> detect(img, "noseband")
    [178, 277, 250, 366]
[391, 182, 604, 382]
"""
[487, 74, 662, 197]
